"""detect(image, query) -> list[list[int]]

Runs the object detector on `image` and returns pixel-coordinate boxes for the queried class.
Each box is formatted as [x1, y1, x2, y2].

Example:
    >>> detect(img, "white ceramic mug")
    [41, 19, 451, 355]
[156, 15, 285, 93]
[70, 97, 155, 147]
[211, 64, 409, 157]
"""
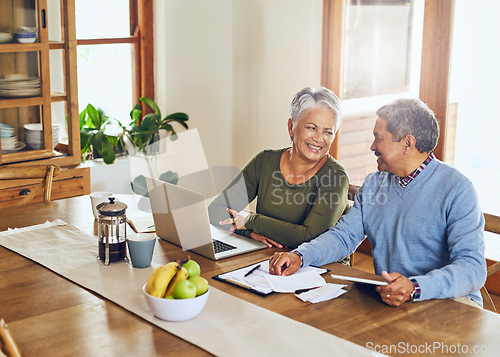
[90, 191, 112, 219]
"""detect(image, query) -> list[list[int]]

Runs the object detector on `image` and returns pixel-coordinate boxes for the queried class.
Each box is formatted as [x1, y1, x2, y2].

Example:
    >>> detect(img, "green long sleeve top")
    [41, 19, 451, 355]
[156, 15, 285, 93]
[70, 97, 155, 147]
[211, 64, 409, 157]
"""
[207, 148, 349, 248]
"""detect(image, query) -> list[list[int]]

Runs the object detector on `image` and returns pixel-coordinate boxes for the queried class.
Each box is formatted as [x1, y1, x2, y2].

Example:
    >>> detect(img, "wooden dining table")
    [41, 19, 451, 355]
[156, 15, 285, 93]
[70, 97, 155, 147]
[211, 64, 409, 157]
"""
[1, 195, 499, 356]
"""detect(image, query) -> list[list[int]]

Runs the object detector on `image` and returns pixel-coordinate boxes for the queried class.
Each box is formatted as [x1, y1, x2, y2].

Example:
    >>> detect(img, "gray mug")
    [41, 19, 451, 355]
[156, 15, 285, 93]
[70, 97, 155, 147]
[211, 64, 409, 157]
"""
[126, 233, 156, 268]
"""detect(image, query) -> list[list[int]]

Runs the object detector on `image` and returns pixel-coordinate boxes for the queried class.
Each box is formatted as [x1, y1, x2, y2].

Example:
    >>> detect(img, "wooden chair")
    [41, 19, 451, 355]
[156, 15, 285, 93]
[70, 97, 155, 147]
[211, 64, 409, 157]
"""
[0, 165, 61, 206]
[480, 213, 500, 312]
[346, 184, 361, 266]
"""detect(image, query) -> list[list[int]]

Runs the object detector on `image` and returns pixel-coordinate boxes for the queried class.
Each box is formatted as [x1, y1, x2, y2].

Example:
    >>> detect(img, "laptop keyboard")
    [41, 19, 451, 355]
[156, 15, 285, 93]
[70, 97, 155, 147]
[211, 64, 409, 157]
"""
[212, 239, 237, 254]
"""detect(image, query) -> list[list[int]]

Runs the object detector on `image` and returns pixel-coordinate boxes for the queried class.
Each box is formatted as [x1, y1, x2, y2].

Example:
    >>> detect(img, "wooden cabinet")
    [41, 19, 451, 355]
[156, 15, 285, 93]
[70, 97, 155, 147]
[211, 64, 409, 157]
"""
[0, 165, 90, 208]
[0, 0, 88, 201]
[0, 0, 79, 166]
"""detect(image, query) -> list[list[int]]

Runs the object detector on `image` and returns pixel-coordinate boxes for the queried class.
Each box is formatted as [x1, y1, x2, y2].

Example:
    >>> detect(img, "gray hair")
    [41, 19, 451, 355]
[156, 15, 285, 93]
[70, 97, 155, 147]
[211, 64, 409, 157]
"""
[376, 98, 439, 153]
[290, 87, 342, 132]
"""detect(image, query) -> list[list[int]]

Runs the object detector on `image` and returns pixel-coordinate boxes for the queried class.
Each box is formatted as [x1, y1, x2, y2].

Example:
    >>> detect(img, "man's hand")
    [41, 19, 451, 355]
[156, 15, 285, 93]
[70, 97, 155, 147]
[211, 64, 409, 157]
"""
[376, 271, 415, 307]
[268, 252, 301, 276]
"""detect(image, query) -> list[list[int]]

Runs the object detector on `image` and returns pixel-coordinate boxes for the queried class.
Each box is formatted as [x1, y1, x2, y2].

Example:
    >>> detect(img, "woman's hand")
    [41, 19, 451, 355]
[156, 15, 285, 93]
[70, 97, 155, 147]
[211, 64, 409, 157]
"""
[219, 208, 283, 248]
[219, 208, 248, 230]
[250, 232, 283, 248]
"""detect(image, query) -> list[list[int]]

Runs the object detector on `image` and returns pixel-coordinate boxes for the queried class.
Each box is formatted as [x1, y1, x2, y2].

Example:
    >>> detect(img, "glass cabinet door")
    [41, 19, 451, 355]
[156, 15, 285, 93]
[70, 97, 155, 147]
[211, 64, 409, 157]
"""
[0, 0, 79, 166]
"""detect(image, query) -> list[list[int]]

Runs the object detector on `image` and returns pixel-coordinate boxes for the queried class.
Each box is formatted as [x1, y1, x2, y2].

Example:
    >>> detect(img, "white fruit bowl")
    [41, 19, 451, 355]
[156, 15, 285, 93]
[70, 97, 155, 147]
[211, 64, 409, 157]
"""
[143, 284, 210, 322]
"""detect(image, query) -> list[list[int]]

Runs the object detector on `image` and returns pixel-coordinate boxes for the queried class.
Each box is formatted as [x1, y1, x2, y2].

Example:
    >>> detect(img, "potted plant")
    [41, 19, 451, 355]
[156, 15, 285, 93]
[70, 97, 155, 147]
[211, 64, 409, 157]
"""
[123, 97, 189, 155]
[80, 104, 120, 164]
[122, 97, 189, 195]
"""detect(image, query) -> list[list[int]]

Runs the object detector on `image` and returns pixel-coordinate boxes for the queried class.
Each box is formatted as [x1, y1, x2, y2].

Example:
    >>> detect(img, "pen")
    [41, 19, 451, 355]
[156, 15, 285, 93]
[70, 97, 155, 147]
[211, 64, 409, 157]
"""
[127, 218, 138, 233]
[222, 191, 238, 231]
[244, 264, 261, 277]
[227, 209, 238, 231]
[295, 288, 311, 294]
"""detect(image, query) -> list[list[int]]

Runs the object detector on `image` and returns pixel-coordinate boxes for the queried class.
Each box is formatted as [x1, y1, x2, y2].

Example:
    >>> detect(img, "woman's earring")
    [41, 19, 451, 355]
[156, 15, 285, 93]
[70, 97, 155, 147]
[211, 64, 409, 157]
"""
[290, 136, 294, 142]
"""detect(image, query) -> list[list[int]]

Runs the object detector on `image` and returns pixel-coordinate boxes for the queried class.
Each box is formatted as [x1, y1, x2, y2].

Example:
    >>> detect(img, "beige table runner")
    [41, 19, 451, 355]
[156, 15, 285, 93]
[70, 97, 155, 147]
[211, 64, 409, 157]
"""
[0, 221, 378, 356]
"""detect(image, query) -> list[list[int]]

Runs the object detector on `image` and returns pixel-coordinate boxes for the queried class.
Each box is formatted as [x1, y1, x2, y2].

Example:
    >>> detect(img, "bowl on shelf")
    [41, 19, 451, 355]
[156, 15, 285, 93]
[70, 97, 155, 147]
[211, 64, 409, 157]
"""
[14, 31, 37, 44]
[0, 32, 13, 43]
[143, 284, 210, 322]
[24, 123, 60, 150]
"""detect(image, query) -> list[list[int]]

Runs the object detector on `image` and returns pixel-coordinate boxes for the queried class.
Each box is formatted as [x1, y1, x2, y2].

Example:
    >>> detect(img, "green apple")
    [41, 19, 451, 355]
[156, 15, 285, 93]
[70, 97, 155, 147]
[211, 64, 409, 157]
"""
[189, 275, 209, 296]
[172, 279, 197, 299]
[164, 295, 174, 299]
[182, 260, 201, 278]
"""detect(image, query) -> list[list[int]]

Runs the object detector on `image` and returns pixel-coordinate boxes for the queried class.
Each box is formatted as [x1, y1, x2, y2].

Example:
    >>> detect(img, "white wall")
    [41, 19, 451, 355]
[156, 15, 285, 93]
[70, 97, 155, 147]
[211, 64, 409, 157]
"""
[154, 0, 323, 168]
[154, 0, 233, 168]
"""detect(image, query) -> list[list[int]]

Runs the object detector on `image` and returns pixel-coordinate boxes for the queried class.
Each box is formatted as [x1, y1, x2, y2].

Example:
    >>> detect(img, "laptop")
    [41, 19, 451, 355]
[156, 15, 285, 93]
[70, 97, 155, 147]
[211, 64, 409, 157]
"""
[145, 177, 267, 260]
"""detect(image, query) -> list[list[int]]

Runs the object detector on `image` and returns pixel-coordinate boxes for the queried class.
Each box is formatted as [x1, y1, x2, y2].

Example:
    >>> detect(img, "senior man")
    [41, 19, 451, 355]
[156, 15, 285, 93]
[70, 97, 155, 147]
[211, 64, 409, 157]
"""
[269, 98, 486, 307]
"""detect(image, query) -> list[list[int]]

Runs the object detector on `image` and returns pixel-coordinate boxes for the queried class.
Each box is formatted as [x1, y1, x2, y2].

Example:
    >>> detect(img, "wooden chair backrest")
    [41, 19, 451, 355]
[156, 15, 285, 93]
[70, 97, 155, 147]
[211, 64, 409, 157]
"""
[481, 213, 500, 312]
[348, 184, 360, 202]
[0, 165, 61, 206]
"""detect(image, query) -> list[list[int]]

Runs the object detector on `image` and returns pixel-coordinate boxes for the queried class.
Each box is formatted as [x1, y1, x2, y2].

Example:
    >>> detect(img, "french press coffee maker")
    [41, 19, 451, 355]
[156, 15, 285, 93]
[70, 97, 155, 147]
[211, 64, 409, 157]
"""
[96, 197, 128, 265]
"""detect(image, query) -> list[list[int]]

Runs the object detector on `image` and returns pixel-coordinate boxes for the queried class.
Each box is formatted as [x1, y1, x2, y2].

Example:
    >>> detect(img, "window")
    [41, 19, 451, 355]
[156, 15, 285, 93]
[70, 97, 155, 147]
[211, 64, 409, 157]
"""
[74, 0, 153, 127]
[342, 0, 415, 99]
[322, 0, 425, 184]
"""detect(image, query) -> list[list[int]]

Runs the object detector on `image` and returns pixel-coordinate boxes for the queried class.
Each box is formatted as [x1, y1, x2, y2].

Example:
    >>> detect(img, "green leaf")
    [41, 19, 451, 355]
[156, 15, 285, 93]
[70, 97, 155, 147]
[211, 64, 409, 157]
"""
[140, 113, 160, 131]
[99, 143, 116, 164]
[86, 104, 101, 129]
[161, 123, 174, 133]
[159, 171, 179, 185]
[129, 104, 142, 123]
[80, 128, 97, 150]
[176, 120, 189, 130]
[90, 132, 116, 164]
[107, 136, 118, 146]
[131, 175, 149, 197]
[81, 141, 92, 154]
[165, 112, 189, 121]
[140, 97, 161, 116]
[79, 107, 87, 129]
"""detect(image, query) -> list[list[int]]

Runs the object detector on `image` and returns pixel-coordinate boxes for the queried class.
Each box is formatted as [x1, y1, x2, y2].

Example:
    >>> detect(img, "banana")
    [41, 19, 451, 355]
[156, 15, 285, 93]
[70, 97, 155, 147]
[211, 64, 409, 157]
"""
[164, 266, 189, 297]
[146, 262, 180, 297]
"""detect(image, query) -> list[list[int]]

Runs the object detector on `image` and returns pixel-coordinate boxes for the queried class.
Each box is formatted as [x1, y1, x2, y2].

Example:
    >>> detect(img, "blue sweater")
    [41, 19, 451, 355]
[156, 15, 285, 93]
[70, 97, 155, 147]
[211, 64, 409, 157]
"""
[297, 158, 487, 306]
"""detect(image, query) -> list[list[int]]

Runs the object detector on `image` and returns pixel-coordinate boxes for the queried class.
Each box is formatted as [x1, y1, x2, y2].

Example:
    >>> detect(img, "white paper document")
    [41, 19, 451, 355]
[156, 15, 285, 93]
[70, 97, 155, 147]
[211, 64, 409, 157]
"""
[264, 269, 327, 293]
[295, 283, 347, 303]
[217, 260, 328, 295]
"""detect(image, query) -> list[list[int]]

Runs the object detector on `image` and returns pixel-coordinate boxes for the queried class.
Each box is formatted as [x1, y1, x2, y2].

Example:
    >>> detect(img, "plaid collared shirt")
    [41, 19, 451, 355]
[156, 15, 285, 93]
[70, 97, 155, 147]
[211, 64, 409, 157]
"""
[396, 152, 435, 188]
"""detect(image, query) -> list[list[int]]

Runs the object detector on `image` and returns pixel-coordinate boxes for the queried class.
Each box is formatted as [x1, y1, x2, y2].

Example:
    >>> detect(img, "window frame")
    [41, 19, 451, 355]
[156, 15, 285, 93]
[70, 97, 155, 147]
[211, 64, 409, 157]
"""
[75, 0, 154, 116]
[321, 0, 454, 161]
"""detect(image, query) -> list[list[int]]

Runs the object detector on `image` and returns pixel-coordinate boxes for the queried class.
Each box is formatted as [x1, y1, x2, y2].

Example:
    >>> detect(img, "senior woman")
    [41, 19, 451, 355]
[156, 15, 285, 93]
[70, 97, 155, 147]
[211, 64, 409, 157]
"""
[208, 87, 349, 251]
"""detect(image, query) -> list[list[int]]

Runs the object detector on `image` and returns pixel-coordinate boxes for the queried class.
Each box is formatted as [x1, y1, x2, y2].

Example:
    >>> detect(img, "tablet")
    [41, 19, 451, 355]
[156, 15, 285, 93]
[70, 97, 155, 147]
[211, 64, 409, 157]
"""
[331, 274, 388, 286]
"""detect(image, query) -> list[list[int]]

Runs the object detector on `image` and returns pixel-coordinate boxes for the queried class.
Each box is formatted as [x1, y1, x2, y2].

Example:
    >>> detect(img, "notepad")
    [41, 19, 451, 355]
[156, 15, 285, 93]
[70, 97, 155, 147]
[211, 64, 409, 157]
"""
[213, 260, 329, 296]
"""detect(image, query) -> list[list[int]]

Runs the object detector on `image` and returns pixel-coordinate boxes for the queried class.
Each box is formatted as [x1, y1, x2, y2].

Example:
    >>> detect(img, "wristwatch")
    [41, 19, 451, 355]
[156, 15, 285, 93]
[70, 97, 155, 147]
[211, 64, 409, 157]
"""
[409, 278, 421, 302]
[292, 250, 304, 267]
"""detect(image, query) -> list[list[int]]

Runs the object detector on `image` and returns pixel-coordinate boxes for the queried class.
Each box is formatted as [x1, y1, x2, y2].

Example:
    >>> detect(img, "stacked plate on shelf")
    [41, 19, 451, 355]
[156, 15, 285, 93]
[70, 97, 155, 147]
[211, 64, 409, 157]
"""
[1, 123, 26, 153]
[0, 76, 41, 98]
[24, 123, 60, 150]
